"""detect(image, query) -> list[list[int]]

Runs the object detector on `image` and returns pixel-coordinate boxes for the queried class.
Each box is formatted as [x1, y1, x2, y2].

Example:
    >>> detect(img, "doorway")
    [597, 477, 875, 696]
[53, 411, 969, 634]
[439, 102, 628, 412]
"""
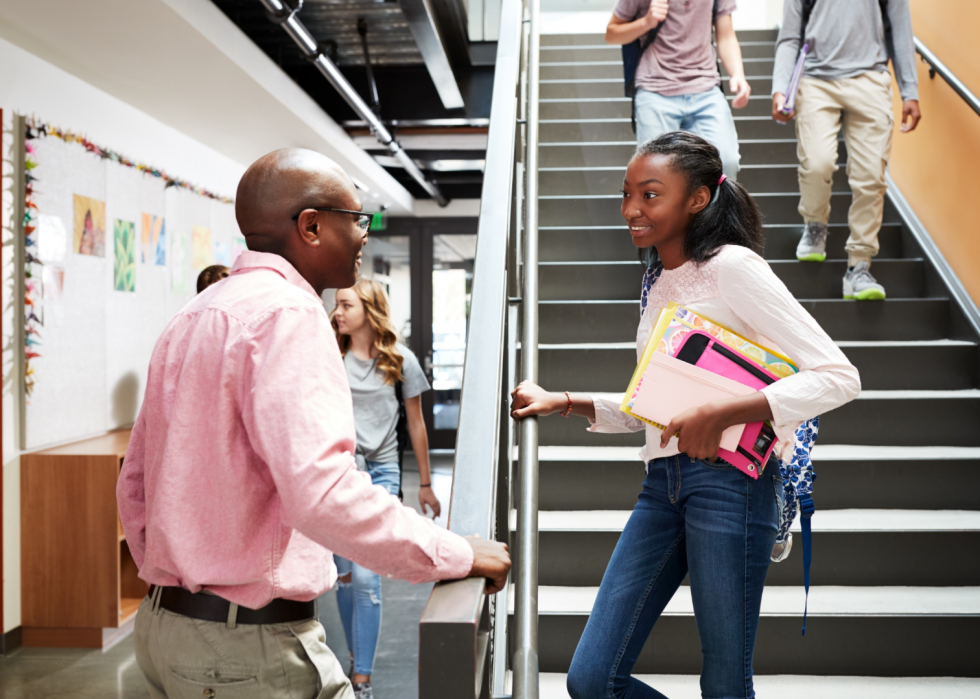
[355, 217, 477, 450]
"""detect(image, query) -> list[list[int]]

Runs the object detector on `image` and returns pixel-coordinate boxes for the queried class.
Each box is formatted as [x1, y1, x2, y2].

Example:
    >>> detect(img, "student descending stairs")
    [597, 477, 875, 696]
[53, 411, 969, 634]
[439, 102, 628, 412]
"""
[515, 29, 980, 697]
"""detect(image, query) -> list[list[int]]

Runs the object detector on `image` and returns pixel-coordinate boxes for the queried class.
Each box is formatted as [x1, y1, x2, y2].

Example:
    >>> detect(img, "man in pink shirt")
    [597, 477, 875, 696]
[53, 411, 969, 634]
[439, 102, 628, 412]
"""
[118, 149, 510, 699]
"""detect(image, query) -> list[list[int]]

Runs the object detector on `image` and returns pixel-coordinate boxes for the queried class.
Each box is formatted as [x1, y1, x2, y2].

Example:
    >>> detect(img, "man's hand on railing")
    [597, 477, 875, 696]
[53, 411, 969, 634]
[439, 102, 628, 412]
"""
[466, 535, 511, 594]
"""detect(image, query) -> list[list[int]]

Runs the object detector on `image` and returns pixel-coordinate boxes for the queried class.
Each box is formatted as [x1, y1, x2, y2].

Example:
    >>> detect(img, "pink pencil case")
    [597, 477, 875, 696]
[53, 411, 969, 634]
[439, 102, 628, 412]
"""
[674, 330, 780, 479]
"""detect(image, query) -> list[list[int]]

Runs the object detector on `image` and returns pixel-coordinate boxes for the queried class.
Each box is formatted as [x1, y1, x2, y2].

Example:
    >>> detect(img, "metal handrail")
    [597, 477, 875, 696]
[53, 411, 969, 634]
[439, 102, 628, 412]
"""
[512, 0, 540, 696]
[417, 0, 525, 696]
[914, 37, 980, 118]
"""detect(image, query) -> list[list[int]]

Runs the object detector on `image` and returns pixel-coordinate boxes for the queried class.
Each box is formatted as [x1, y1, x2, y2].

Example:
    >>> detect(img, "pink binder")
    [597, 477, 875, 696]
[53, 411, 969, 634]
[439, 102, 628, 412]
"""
[674, 330, 781, 477]
[629, 352, 753, 454]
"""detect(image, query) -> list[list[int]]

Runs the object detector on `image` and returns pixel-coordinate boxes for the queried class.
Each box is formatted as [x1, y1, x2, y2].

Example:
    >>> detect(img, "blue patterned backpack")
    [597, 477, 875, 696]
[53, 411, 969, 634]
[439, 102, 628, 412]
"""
[641, 262, 818, 634]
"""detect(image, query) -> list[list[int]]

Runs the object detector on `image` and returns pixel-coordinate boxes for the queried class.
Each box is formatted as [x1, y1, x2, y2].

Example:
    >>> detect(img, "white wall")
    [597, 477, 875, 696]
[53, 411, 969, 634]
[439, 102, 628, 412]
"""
[1, 37, 247, 634]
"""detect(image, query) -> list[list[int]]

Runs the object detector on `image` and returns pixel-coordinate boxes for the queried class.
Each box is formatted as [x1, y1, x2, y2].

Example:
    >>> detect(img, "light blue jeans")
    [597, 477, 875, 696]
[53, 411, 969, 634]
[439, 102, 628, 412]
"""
[635, 87, 741, 179]
[334, 460, 401, 676]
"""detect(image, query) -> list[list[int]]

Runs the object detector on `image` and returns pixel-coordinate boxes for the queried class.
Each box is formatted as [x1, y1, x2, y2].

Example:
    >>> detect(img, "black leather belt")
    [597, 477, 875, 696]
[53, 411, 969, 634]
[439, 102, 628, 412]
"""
[148, 585, 316, 625]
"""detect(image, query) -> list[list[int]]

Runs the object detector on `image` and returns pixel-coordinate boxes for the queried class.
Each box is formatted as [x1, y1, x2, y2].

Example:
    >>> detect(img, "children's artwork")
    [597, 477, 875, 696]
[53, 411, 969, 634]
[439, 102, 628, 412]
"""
[37, 214, 68, 263]
[113, 219, 136, 292]
[42, 265, 65, 301]
[172, 230, 189, 295]
[141, 213, 166, 266]
[214, 241, 231, 266]
[72, 194, 106, 257]
[192, 225, 211, 271]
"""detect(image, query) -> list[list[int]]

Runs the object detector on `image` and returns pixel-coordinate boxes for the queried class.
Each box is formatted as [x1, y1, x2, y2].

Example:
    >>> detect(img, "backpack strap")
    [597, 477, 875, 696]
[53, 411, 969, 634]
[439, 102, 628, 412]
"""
[394, 380, 407, 501]
[799, 493, 815, 636]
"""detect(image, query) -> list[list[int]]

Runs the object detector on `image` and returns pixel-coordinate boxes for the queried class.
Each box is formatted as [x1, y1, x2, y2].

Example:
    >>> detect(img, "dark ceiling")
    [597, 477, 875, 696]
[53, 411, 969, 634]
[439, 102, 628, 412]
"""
[211, 0, 494, 200]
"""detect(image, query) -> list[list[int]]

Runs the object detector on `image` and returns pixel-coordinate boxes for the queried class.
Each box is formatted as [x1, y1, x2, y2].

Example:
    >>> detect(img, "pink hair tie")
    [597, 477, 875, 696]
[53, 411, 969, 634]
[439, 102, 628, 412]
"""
[718, 174, 728, 185]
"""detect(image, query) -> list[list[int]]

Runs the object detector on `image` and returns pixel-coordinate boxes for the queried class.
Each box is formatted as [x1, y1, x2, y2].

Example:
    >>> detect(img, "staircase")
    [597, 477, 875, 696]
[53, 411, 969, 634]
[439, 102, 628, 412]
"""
[515, 29, 980, 697]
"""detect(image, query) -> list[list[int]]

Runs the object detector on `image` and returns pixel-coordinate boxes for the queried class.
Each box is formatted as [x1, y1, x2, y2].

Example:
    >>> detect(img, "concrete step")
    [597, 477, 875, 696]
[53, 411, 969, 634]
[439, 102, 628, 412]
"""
[823, 389, 980, 447]
[538, 223, 905, 262]
[534, 338, 978, 392]
[538, 259, 925, 300]
[539, 298, 949, 345]
[537, 388, 978, 447]
[539, 30, 779, 47]
[540, 94, 774, 120]
[536, 673, 980, 699]
[538, 43, 775, 65]
[539, 139, 829, 167]
[539, 164, 849, 196]
[541, 58, 773, 82]
[533, 445, 980, 512]
[541, 77, 776, 100]
[519, 509, 980, 587]
[538, 191, 898, 227]
[540, 115, 801, 142]
[515, 585, 980, 676]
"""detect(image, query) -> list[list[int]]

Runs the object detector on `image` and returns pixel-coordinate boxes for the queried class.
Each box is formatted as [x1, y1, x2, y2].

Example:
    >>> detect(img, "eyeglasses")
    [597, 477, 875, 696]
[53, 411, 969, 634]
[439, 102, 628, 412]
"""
[291, 207, 373, 232]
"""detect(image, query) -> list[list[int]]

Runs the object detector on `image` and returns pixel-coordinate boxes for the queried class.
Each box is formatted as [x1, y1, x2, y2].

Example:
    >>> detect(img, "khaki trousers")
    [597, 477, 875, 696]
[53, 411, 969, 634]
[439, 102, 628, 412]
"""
[795, 70, 895, 266]
[134, 593, 354, 699]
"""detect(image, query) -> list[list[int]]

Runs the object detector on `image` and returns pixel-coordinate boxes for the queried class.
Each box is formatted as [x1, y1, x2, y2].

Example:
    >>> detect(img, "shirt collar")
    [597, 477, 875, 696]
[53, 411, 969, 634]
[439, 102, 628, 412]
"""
[230, 250, 319, 299]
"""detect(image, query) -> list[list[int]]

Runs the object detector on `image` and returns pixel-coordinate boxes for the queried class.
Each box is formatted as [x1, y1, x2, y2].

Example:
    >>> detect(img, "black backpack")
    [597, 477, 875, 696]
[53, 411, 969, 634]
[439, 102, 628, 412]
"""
[394, 380, 408, 501]
[622, 0, 720, 133]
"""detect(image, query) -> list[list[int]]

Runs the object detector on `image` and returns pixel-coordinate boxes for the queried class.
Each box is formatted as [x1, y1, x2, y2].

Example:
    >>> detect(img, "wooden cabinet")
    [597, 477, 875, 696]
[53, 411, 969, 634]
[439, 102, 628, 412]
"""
[21, 430, 147, 648]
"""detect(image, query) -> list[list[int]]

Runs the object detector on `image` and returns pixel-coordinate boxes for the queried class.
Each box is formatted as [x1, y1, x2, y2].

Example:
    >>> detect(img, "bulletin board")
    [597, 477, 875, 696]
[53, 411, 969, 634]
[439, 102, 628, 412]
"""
[21, 124, 244, 449]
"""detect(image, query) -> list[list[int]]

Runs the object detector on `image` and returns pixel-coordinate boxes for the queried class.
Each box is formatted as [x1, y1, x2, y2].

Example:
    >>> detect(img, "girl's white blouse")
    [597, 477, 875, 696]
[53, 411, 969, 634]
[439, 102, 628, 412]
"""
[588, 244, 861, 463]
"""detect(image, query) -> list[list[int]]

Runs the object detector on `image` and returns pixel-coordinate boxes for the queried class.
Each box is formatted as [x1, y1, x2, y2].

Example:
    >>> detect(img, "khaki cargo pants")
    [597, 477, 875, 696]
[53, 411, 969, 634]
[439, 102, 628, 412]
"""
[795, 70, 895, 266]
[134, 593, 354, 699]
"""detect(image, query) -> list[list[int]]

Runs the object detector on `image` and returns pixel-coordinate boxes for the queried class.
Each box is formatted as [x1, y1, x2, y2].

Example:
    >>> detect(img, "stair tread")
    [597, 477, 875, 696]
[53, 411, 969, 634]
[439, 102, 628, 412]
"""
[520, 508, 980, 533]
[533, 444, 980, 461]
[536, 673, 980, 699]
[514, 585, 980, 616]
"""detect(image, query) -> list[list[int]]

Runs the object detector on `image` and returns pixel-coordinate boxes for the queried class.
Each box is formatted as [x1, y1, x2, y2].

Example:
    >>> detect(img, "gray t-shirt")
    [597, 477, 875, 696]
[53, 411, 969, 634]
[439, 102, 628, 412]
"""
[614, 0, 736, 97]
[773, 0, 918, 102]
[344, 343, 430, 466]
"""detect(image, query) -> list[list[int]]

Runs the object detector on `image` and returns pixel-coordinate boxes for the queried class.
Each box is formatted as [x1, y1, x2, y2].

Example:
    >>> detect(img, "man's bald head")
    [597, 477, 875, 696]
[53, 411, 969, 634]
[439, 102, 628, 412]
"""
[235, 148, 358, 250]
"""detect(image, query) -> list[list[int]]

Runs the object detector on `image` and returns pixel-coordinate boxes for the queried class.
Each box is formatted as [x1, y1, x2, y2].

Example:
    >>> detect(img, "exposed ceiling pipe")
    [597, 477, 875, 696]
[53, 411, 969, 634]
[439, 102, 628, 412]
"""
[259, 0, 449, 207]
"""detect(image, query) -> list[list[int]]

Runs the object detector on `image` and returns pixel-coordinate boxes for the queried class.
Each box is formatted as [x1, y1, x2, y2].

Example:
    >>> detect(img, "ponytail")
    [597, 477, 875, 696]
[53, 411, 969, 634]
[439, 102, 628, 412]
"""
[632, 132, 764, 266]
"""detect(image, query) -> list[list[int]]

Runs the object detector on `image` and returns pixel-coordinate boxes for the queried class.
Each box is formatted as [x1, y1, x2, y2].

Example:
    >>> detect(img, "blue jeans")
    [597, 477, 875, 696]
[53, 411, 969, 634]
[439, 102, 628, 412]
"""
[635, 87, 741, 179]
[566, 455, 780, 699]
[334, 461, 401, 676]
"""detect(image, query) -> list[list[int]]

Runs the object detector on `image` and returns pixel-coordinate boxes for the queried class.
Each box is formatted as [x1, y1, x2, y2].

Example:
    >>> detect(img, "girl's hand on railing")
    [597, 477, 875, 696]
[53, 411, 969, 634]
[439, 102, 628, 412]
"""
[510, 381, 565, 420]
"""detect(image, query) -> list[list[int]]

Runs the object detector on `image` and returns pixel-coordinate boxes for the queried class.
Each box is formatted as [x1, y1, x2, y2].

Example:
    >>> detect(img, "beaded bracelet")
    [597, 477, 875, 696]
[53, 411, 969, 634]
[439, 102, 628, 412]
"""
[560, 391, 572, 418]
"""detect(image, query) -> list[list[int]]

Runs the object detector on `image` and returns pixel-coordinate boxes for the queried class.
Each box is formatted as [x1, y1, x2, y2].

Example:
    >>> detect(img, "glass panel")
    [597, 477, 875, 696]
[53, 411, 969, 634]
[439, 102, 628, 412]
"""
[432, 234, 476, 430]
[359, 235, 412, 344]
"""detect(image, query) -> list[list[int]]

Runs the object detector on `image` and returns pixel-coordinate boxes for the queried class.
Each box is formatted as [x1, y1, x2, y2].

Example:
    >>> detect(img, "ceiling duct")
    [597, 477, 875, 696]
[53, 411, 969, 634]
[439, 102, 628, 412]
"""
[399, 0, 466, 110]
[259, 0, 449, 206]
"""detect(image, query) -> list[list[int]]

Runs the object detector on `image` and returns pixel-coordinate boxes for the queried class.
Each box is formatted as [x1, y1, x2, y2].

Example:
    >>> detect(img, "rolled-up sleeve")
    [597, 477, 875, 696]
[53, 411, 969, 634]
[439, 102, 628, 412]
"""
[588, 392, 648, 433]
[718, 248, 861, 433]
[241, 305, 473, 584]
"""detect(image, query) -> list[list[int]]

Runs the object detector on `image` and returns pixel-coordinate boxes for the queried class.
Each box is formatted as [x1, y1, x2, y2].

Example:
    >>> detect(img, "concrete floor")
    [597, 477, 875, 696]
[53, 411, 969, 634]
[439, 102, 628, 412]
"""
[0, 456, 455, 699]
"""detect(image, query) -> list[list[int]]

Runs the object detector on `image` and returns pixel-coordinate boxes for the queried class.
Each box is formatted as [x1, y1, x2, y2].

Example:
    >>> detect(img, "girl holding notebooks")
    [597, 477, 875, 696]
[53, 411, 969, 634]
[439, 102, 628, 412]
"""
[510, 132, 859, 699]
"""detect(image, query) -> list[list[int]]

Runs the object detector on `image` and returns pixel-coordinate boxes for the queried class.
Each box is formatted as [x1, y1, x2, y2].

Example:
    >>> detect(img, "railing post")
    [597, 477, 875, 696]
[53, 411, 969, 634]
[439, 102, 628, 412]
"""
[513, 0, 540, 696]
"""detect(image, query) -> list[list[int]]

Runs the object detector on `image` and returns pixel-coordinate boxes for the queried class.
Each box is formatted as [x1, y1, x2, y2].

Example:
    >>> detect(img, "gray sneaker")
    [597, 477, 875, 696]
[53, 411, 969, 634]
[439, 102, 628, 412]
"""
[796, 222, 829, 262]
[843, 261, 887, 301]
[353, 682, 373, 699]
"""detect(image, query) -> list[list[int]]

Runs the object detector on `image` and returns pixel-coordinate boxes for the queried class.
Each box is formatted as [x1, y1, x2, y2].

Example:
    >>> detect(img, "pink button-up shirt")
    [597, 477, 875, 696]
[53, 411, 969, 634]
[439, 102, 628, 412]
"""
[117, 251, 474, 609]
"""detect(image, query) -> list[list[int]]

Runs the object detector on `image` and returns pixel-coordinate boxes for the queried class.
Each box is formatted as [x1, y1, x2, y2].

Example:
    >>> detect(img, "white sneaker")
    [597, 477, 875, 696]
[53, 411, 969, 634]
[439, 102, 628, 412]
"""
[843, 261, 886, 301]
[796, 222, 829, 262]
